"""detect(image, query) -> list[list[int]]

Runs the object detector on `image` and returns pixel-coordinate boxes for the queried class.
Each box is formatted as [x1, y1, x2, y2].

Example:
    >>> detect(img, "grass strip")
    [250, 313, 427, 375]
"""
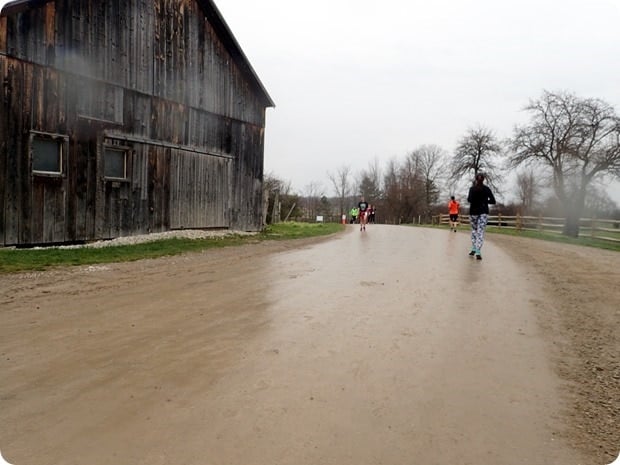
[409, 223, 620, 252]
[0, 222, 343, 274]
[484, 226, 620, 252]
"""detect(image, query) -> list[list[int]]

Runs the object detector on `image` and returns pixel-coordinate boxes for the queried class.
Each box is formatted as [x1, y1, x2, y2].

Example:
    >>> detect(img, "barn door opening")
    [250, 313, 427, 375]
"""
[169, 150, 231, 229]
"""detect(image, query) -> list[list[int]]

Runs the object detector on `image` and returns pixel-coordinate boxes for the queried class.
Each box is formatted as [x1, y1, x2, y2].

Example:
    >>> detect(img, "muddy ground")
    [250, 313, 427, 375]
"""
[489, 234, 619, 463]
[0, 225, 618, 465]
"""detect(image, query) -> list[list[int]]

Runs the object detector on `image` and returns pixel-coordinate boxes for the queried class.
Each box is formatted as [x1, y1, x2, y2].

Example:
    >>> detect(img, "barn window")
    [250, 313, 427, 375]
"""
[31, 133, 66, 176]
[104, 148, 128, 179]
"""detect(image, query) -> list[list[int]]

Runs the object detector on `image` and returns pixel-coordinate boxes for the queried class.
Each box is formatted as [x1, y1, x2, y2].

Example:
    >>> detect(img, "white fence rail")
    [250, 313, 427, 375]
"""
[436, 214, 620, 243]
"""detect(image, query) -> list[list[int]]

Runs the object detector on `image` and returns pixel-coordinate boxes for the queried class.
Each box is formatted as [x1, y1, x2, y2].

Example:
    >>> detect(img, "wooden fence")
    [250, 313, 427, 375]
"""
[435, 214, 620, 243]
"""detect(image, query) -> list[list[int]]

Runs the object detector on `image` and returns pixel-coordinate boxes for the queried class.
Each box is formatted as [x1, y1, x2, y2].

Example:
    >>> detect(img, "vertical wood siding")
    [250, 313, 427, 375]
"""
[0, 55, 7, 245]
[1, 0, 270, 246]
[169, 150, 230, 229]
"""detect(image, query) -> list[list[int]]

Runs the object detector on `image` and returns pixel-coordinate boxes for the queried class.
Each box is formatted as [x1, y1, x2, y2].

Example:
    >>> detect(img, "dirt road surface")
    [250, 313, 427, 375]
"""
[1, 225, 618, 465]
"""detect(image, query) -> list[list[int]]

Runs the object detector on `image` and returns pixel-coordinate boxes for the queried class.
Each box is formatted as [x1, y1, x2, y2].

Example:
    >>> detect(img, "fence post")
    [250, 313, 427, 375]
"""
[538, 214, 543, 232]
[516, 212, 522, 231]
[591, 216, 596, 238]
[498, 213, 502, 229]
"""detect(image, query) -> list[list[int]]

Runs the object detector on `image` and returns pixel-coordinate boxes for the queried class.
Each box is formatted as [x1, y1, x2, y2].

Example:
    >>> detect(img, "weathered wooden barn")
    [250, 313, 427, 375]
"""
[0, 0, 274, 246]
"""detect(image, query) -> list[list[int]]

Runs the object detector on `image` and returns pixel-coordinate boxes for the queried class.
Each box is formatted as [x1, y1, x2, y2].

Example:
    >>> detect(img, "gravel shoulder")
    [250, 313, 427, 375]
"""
[488, 234, 620, 463]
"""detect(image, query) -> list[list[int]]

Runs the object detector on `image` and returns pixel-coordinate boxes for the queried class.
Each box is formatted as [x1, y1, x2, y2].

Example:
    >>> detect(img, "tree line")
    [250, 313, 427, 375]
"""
[264, 90, 620, 237]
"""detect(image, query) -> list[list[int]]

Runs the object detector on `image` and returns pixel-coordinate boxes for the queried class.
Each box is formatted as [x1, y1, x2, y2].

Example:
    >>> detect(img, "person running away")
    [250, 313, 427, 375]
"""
[467, 173, 496, 260]
[358, 197, 369, 231]
[448, 196, 460, 232]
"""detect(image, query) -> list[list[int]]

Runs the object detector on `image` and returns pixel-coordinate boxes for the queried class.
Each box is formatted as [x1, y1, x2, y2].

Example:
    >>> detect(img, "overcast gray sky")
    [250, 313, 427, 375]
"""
[2, 0, 620, 202]
[214, 0, 620, 202]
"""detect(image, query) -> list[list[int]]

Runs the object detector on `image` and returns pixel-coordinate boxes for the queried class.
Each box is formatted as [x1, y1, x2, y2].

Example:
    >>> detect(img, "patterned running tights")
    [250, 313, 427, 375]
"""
[470, 214, 488, 251]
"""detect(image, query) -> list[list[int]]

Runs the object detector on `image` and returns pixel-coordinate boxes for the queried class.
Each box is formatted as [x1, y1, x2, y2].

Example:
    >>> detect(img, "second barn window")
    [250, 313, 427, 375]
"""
[104, 147, 128, 180]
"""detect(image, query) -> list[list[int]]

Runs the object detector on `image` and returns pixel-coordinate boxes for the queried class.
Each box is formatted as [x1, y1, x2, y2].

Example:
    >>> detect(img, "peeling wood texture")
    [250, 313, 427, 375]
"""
[0, 0, 272, 246]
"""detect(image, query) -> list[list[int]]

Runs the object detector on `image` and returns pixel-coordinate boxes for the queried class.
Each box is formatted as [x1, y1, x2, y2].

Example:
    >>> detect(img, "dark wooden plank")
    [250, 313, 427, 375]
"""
[19, 62, 33, 244]
[132, 144, 150, 234]
[42, 182, 55, 243]
[94, 133, 106, 240]
[31, 181, 44, 244]
[0, 56, 7, 244]
[0, 16, 7, 53]
[3, 59, 24, 245]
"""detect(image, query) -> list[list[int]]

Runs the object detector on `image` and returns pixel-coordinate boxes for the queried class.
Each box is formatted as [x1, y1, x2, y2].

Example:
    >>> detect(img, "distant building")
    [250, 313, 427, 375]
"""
[0, 0, 274, 246]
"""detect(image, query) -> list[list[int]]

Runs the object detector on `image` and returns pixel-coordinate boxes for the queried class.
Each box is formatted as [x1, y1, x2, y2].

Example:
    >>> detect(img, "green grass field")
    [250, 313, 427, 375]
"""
[414, 223, 620, 252]
[484, 226, 620, 252]
[0, 222, 344, 274]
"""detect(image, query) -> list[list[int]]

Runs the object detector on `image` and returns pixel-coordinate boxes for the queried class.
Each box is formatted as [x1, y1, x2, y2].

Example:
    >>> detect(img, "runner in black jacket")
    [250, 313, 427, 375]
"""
[467, 173, 496, 260]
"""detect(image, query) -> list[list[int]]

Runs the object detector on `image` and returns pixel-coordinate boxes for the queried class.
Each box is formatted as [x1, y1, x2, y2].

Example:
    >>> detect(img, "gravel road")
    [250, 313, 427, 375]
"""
[0, 225, 618, 465]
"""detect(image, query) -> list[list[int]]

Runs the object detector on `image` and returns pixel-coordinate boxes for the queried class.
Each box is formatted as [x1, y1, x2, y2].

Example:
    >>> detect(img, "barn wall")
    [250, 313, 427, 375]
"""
[4, 0, 266, 126]
[0, 57, 263, 245]
[0, 55, 7, 245]
[1, 56, 29, 245]
[0, 0, 270, 246]
[231, 122, 265, 231]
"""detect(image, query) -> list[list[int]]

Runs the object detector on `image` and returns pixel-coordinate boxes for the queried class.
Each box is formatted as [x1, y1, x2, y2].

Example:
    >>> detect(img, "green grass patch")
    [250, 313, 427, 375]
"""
[484, 226, 620, 252]
[261, 221, 343, 240]
[0, 222, 344, 274]
[409, 223, 620, 252]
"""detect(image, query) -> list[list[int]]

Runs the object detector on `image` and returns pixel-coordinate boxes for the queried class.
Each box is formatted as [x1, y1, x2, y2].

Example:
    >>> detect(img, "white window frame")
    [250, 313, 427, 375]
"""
[31, 131, 68, 177]
[103, 145, 130, 181]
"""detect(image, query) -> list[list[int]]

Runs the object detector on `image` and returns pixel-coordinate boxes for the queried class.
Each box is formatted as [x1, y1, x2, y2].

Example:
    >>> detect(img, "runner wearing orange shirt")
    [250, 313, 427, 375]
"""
[448, 196, 460, 232]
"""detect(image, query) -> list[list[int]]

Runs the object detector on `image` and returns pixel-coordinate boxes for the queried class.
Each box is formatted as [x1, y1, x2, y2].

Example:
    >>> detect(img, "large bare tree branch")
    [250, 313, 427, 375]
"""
[509, 90, 620, 236]
[450, 125, 504, 192]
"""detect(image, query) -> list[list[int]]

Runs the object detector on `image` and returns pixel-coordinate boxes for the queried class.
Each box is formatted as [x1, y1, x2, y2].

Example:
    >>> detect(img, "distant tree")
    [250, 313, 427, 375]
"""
[302, 182, 324, 220]
[583, 185, 619, 219]
[358, 174, 375, 200]
[327, 165, 353, 218]
[318, 196, 332, 217]
[263, 172, 298, 224]
[382, 155, 427, 223]
[357, 158, 383, 202]
[515, 169, 539, 215]
[510, 90, 620, 236]
[382, 159, 401, 223]
[450, 126, 504, 192]
[399, 153, 425, 222]
[412, 144, 449, 216]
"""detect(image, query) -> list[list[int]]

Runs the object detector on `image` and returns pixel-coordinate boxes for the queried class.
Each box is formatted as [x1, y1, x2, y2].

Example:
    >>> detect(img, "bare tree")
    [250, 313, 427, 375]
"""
[584, 185, 618, 218]
[401, 154, 427, 222]
[263, 172, 298, 224]
[327, 165, 353, 217]
[412, 144, 449, 215]
[382, 158, 401, 223]
[510, 90, 620, 236]
[450, 126, 504, 191]
[380, 155, 427, 223]
[515, 169, 539, 214]
[302, 181, 324, 220]
[357, 158, 383, 202]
